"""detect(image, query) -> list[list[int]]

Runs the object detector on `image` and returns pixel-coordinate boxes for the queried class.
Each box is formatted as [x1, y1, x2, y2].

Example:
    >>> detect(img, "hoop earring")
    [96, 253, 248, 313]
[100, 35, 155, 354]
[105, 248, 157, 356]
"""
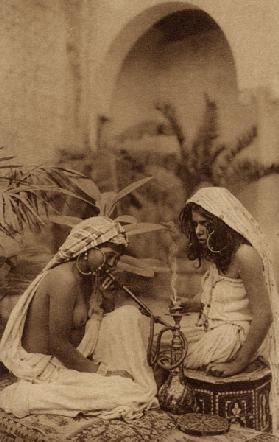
[206, 231, 228, 254]
[76, 252, 92, 276]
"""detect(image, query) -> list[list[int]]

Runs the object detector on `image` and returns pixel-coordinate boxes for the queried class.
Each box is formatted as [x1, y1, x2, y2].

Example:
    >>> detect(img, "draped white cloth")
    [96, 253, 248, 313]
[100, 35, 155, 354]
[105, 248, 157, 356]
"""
[0, 216, 158, 419]
[185, 187, 279, 433]
[0, 305, 158, 419]
[181, 273, 251, 368]
[182, 314, 249, 369]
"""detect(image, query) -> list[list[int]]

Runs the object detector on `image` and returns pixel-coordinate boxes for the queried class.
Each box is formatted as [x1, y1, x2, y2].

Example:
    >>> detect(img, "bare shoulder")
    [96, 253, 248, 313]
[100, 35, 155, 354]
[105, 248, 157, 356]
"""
[235, 244, 263, 272]
[43, 264, 77, 300]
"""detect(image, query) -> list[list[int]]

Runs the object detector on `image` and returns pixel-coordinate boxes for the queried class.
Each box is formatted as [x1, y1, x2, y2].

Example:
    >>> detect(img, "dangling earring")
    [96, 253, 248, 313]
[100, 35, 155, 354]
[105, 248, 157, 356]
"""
[91, 248, 106, 311]
[206, 231, 228, 254]
[76, 251, 92, 276]
[92, 248, 106, 276]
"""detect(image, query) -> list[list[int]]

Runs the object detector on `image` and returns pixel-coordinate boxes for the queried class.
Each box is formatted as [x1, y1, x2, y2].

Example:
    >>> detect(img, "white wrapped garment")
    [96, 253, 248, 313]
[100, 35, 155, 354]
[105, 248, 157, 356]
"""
[0, 305, 158, 419]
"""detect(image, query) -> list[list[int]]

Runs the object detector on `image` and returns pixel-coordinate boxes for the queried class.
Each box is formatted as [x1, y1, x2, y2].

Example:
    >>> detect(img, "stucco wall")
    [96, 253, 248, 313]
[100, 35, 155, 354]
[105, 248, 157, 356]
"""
[0, 0, 87, 165]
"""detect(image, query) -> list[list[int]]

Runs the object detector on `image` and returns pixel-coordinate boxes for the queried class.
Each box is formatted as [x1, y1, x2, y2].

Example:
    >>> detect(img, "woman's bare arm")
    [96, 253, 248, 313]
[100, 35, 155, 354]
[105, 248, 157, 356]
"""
[207, 244, 272, 376]
[48, 271, 133, 380]
[48, 273, 99, 373]
[233, 245, 272, 362]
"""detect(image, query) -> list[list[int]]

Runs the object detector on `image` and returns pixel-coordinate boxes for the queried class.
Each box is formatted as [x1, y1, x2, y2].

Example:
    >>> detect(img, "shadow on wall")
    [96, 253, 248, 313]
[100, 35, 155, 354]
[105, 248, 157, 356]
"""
[109, 8, 251, 148]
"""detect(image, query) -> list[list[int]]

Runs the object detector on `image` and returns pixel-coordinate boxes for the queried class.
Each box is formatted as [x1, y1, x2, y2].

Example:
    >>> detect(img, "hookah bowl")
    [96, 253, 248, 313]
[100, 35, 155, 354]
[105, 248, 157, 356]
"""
[156, 304, 194, 415]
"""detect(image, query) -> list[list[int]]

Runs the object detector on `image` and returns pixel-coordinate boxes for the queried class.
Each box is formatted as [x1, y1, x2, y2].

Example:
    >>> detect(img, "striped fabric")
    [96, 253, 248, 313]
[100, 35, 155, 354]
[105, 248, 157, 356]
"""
[48, 216, 128, 268]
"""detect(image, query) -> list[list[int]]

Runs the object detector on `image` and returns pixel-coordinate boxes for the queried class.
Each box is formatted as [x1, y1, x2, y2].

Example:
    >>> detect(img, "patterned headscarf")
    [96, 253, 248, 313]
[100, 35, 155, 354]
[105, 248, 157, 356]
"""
[47, 216, 128, 270]
[186, 187, 279, 431]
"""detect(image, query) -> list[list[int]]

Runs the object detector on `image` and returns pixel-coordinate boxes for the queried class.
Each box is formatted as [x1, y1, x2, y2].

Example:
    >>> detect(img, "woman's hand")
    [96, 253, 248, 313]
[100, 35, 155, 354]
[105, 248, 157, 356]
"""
[107, 369, 134, 381]
[171, 298, 201, 314]
[206, 358, 249, 377]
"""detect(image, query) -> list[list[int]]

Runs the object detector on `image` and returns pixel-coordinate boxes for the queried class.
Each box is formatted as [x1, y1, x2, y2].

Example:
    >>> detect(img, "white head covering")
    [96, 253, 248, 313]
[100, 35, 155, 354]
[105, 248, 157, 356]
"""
[186, 186, 279, 431]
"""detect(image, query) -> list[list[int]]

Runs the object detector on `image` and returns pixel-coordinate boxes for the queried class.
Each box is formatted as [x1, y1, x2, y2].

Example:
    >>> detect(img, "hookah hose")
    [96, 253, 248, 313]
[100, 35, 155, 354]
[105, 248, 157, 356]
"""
[103, 270, 175, 366]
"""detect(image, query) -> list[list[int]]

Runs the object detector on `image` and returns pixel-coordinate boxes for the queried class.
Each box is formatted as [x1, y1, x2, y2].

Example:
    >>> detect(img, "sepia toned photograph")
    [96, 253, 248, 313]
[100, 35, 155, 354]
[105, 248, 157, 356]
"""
[0, 1, 279, 440]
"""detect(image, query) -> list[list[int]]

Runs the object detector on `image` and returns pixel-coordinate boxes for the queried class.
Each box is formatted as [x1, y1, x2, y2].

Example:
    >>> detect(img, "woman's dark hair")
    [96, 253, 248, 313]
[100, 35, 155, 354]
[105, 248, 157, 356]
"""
[178, 202, 249, 273]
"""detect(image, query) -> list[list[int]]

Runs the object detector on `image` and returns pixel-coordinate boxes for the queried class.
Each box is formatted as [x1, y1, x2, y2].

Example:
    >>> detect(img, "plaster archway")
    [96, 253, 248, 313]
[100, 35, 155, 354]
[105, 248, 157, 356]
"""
[93, 1, 236, 118]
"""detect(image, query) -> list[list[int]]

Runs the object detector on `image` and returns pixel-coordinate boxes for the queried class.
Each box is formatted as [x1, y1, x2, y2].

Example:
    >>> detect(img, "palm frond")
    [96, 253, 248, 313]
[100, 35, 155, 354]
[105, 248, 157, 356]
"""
[11, 193, 44, 224]
[155, 101, 187, 153]
[0, 151, 100, 237]
[227, 160, 279, 186]
[39, 169, 96, 206]
[210, 143, 226, 166]
[16, 167, 98, 208]
[215, 125, 257, 171]
[198, 95, 218, 160]
[185, 96, 219, 183]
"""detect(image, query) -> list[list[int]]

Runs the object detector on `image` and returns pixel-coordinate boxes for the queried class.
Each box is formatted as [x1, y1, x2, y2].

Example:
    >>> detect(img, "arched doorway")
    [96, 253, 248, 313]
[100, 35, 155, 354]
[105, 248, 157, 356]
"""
[107, 8, 243, 144]
[94, 2, 237, 118]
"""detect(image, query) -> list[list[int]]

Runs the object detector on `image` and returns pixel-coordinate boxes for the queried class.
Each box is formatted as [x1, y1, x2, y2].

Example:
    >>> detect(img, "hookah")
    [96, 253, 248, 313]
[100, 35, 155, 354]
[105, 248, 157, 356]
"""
[152, 303, 194, 414]
[152, 244, 194, 414]
[104, 245, 194, 415]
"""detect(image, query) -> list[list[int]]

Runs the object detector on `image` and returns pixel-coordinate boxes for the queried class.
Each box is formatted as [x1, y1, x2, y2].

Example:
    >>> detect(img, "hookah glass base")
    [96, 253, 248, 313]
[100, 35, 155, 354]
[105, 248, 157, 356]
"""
[158, 369, 194, 414]
[156, 304, 194, 414]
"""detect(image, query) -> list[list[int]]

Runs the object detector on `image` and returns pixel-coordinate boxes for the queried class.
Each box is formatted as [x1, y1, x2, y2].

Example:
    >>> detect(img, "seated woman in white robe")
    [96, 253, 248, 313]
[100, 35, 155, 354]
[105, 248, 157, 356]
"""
[175, 187, 279, 432]
[0, 216, 158, 419]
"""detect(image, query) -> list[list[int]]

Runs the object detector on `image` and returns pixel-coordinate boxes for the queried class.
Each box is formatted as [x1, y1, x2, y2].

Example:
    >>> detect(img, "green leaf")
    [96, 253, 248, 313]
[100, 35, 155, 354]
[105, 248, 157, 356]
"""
[120, 255, 169, 273]
[9, 197, 23, 231]
[2, 194, 19, 233]
[31, 169, 97, 207]
[50, 166, 87, 177]
[107, 177, 152, 215]
[8, 185, 97, 208]
[117, 261, 155, 277]
[124, 223, 166, 236]
[68, 177, 101, 202]
[98, 192, 117, 216]
[11, 198, 27, 229]
[11, 194, 44, 224]
[0, 156, 15, 162]
[0, 164, 22, 169]
[135, 258, 170, 273]
[114, 215, 138, 224]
